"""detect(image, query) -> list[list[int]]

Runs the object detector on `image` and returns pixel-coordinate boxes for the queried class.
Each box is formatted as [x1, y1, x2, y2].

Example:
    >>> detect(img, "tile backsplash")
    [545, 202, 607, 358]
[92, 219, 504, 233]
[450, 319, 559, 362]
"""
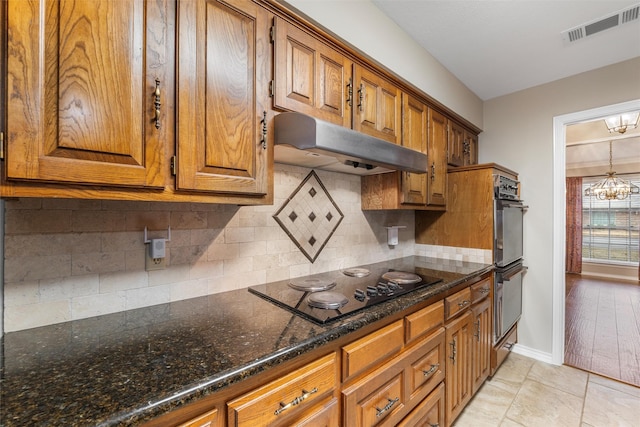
[3, 164, 416, 332]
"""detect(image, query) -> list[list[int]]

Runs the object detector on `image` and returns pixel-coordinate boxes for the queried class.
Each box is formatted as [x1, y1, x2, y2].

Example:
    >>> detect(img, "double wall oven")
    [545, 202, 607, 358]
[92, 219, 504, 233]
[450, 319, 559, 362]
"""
[493, 175, 528, 344]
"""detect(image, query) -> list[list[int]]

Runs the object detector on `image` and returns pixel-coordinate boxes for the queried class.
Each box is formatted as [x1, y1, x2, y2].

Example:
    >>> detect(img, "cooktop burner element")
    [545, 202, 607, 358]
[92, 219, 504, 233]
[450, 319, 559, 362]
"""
[307, 291, 349, 309]
[381, 271, 421, 284]
[342, 267, 371, 278]
[288, 278, 336, 292]
[248, 261, 444, 325]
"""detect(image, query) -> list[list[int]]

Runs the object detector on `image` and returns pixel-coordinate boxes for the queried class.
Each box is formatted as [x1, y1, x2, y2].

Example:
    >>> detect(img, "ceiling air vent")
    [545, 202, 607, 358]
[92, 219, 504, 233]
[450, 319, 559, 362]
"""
[562, 3, 640, 43]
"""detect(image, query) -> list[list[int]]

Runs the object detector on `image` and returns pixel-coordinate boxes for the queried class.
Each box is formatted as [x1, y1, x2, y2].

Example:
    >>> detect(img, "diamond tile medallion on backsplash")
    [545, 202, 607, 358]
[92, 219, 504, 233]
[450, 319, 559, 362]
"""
[273, 170, 344, 262]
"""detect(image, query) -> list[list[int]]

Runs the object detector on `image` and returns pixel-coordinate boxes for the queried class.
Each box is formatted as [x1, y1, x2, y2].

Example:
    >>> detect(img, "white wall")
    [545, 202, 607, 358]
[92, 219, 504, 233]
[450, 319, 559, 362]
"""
[480, 57, 640, 355]
[282, 0, 484, 128]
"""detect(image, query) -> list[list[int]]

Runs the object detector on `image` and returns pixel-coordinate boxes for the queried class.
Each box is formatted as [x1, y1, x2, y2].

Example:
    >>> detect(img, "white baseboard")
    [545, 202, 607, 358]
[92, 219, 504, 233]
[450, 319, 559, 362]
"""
[512, 344, 556, 365]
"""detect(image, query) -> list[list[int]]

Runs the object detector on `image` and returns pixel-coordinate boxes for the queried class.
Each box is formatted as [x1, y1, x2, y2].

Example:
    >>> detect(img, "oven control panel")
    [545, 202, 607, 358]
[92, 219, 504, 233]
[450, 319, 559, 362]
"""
[494, 175, 520, 200]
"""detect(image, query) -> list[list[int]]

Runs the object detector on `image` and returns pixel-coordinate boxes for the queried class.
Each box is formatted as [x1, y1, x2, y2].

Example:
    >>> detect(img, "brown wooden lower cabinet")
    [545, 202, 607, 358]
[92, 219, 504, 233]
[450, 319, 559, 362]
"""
[342, 327, 445, 427]
[397, 382, 445, 427]
[177, 409, 218, 427]
[145, 273, 497, 427]
[227, 352, 337, 426]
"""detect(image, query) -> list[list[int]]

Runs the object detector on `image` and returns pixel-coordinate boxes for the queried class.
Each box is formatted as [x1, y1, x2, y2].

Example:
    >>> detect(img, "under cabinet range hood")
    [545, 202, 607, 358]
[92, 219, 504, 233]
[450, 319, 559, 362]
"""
[274, 112, 428, 176]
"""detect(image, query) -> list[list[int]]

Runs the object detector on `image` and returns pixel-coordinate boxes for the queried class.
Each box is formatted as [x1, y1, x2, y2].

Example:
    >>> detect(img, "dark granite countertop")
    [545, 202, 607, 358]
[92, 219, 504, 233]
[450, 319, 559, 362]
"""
[0, 256, 492, 426]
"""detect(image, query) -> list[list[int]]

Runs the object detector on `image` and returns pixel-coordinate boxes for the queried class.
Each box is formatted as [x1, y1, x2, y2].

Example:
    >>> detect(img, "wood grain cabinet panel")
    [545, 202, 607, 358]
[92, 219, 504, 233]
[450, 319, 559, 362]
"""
[471, 297, 492, 394]
[176, 0, 270, 196]
[177, 408, 218, 427]
[448, 121, 465, 167]
[273, 17, 352, 128]
[343, 328, 445, 427]
[397, 382, 444, 427]
[405, 300, 444, 344]
[353, 65, 401, 145]
[342, 319, 404, 381]
[445, 310, 473, 426]
[427, 108, 448, 207]
[227, 352, 337, 426]
[400, 94, 428, 206]
[444, 287, 472, 321]
[6, 0, 167, 188]
[289, 397, 340, 427]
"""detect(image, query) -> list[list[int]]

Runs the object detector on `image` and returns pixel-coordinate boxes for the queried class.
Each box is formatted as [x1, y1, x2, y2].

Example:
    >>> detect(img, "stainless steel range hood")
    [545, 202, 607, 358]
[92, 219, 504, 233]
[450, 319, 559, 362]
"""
[274, 112, 428, 176]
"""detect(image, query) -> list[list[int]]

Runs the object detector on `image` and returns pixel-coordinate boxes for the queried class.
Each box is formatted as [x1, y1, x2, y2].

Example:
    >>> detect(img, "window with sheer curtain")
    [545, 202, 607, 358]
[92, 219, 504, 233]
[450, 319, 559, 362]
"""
[582, 173, 640, 264]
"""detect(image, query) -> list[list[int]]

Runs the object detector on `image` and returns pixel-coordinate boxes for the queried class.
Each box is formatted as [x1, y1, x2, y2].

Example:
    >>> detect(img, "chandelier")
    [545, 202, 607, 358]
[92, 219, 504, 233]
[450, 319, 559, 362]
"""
[604, 112, 640, 134]
[584, 140, 639, 200]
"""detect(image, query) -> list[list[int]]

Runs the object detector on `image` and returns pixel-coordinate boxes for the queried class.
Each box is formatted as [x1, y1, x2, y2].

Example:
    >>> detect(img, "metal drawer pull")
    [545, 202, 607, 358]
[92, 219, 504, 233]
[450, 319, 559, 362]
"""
[376, 397, 399, 417]
[153, 78, 161, 129]
[457, 300, 471, 308]
[260, 111, 267, 149]
[449, 341, 457, 364]
[478, 288, 490, 294]
[422, 363, 440, 377]
[274, 387, 318, 415]
[429, 423, 439, 427]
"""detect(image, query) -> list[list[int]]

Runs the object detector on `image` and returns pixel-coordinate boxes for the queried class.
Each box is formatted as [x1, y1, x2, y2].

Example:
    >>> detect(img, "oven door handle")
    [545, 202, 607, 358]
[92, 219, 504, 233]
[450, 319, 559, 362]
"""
[502, 265, 528, 281]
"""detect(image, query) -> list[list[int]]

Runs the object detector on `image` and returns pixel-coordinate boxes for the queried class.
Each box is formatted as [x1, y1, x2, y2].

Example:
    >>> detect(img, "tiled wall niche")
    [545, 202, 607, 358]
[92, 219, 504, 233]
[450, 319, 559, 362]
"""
[3, 164, 416, 332]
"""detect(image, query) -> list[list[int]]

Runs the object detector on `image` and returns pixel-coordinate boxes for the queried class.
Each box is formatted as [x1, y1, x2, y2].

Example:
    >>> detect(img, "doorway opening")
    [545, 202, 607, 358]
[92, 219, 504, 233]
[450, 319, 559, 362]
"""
[552, 99, 640, 373]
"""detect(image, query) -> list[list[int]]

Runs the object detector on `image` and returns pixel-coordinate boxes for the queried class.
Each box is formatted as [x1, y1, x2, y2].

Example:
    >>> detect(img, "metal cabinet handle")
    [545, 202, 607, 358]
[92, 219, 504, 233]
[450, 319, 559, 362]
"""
[357, 83, 364, 112]
[376, 397, 399, 418]
[422, 363, 440, 378]
[274, 387, 318, 415]
[154, 78, 161, 129]
[478, 288, 490, 294]
[431, 163, 436, 181]
[346, 78, 353, 107]
[449, 340, 457, 364]
[474, 319, 481, 341]
[457, 300, 471, 308]
[429, 423, 440, 427]
[260, 111, 267, 150]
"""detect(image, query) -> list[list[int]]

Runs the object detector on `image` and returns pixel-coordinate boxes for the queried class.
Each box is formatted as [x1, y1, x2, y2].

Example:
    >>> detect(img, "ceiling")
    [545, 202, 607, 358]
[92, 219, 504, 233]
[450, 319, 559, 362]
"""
[371, 0, 640, 172]
[371, 0, 640, 101]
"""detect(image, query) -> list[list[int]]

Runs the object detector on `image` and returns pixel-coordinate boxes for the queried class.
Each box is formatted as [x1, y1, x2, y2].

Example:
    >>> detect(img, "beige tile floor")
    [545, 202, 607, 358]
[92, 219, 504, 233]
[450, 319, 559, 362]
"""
[453, 352, 640, 427]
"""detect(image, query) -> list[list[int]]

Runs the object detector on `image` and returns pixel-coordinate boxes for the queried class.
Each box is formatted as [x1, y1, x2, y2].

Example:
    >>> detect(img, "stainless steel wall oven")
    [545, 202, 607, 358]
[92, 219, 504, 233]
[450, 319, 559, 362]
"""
[493, 175, 528, 344]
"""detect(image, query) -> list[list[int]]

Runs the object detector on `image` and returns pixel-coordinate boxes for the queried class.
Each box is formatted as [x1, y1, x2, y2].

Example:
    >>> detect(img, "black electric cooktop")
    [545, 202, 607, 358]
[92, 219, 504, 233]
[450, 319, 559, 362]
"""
[248, 262, 442, 324]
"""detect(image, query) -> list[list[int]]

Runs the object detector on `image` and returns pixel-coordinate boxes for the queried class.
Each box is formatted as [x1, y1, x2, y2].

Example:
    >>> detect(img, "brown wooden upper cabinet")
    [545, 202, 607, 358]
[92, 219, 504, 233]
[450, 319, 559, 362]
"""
[353, 65, 402, 145]
[5, 0, 167, 188]
[176, 0, 270, 196]
[400, 94, 428, 206]
[272, 17, 353, 128]
[427, 108, 448, 207]
[448, 122, 478, 167]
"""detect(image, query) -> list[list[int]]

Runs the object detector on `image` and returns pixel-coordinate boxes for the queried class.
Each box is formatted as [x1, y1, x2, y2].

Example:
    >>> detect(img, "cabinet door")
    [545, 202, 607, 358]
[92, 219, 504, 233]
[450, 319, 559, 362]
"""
[464, 131, 479, 166]
[176, 0, 270, 195]
[426, 109, 448, 207]
[353, 65, 401, 145]
[448, 121, 465, 167]
[273, 17, 352, 128]
[6, 0, 166, 188]
[400, 94, 428, 206]
[471, 297, 492, 394]
[445, 310, 472, 426]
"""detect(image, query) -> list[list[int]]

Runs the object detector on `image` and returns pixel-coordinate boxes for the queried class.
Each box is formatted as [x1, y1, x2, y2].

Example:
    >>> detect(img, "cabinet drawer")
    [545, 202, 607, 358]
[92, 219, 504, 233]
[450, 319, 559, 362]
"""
[343, 369, 405, 427]
[227, 353, 337, 426]
[397, 382, 445, 427]
[342, 330, 445, 427]
[342, 319, 404, 381]
[177, 409, 218, 427]
[492, 324, 518, 376]
[287, 397, 339, 427]
[408, 328, 445, 400]
[405, 301, 444, 344]
[470, 277, 491, 304]
[444, 287, 472, 320]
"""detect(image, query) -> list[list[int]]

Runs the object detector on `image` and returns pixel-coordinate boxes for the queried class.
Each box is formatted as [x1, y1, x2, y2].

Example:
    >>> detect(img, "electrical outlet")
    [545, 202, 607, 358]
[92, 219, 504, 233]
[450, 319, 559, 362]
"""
[145, 249, 166, 271]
